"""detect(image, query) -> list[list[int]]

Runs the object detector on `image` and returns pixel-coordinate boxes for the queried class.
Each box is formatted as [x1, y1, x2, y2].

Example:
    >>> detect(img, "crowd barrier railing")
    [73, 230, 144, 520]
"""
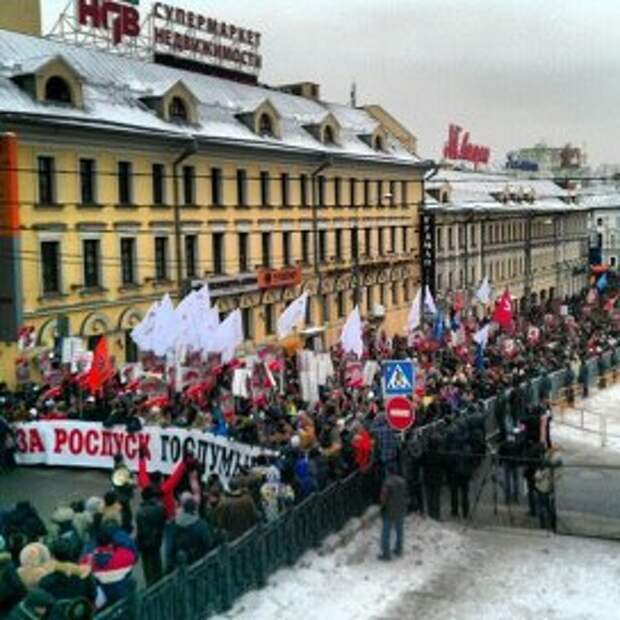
[96, 470, 374, 620]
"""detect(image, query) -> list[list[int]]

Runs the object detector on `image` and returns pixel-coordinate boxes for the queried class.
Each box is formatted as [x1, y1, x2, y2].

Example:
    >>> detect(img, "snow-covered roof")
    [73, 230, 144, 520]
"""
[0, 29, 425, 166]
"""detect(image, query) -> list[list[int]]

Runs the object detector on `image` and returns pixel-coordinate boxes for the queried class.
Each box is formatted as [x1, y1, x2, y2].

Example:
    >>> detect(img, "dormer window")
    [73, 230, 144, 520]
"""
[45, 76, 72, 105]
[374, 135, 385, 151]
[324, 125, 336, 145]
[169, 96, 188, 123]
[259, 113, 274, 138]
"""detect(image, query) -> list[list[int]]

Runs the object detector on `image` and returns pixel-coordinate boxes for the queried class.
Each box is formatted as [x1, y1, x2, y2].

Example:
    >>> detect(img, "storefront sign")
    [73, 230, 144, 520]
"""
[443, 124, 490, 166]
[257, 266, 302, 290]
[77, 0, 141, 45]
[14, 421, 273, 485]
[151, 2, 262, 74]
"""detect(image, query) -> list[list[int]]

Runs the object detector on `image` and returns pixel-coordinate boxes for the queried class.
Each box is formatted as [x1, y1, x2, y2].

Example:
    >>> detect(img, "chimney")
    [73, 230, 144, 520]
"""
[276, 82, 321, 101]
[0, 0, 42, 37]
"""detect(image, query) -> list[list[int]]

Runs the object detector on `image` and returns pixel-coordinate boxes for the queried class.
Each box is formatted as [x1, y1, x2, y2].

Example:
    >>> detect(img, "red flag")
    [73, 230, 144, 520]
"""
[86, 337, 113, 394]
[492, 290, 513, 328]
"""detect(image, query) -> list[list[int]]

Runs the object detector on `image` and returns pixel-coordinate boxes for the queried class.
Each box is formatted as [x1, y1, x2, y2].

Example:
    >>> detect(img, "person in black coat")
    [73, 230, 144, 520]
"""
[446, 432, 475, 519]
[422, 435, 445, 521]
[136, 486, 166, 586]
[498, 431, 524, 505]
[168, 497, 214, 571]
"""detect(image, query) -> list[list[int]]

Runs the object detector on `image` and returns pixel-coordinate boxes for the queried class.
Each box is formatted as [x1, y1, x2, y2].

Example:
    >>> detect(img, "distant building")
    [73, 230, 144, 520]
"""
[506, 142, 587, 177]
[580, 182, 620, 268]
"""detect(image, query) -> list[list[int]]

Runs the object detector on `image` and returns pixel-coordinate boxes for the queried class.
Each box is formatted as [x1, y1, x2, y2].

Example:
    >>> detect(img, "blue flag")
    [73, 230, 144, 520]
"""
[597, 273, 608, 291]
[432, 310, 445, 343]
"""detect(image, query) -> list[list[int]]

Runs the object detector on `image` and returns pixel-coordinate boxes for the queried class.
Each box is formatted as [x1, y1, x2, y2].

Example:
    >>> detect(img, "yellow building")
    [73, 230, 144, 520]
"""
[0, 28, 431, 384]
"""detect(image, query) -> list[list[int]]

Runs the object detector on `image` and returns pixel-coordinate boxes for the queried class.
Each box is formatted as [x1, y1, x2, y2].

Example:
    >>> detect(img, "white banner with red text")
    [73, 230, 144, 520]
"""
[14, 421, 273, 485]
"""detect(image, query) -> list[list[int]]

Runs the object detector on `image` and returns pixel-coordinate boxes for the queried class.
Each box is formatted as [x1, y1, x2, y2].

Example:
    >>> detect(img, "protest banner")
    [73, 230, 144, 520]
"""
[14, 421, 273, 485]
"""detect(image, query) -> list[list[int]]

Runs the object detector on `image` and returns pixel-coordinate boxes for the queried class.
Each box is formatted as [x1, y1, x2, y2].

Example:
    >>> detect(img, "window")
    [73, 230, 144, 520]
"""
[261, 232, 271, 267]
[337, 291, 345, 318]
[448, 228, 454, 249]
[317, 175, 326, 207]
[401, 181, 408, 207]
[260, 171, 270, 206]
[169, 97, 188, 122]
[374, 135, 384, 151]
[183, 166, 195, 205]
[390, 227, 397, 253]
[403, 279, 410, 302]
[390, 181, 397, 206]
[350, 178, 357, 206]
[282, 231, 292, 265]
[319, 230, 327, 262]
[437, 273, 443, 290]
[265, 304, 275, 335]
[335, 228, 343, 259]
[300, 174, 309, 207]
[79, 158, 96, 205]
[324, 125, 336, 145]
[41, 241, 60, 294]
[437, 228, 443, 251]
[212, 232, 225, 274]
[83, 239, 100, 288]
[281, 173, 290, 206]
[402, 226, 408, 252]
[238, 232, 249, 272]
[185, 235, 197, 278]
[392, 281, 399, 305]
[154, 237, 168, 281]
[37, 156, 56, 204]
[117, 161, 133, 205]
[458, 226, 464, 249]
[380, 283, 386, 306]
[236, 169, 247, 207]
[301, 230, 311, 264]
[365, 228, 372, 256]
[242, 307, 253, 340]
[124, 331, 138, 363]
[351, 228, 359, 259]
[305, 296, 313, 325]
[334, 177, 342, 207]
[120, 237, 136, 285]
[366, 285, 374, 314]
[259, 113, 274, 137]
[378, 228, 385, 256]
[152, 164, 166, 205]
[376, 180, 383, 206]
[211, 167, 223, 206]
[364, 179, 371, 206]
[45, 76, 72, 104]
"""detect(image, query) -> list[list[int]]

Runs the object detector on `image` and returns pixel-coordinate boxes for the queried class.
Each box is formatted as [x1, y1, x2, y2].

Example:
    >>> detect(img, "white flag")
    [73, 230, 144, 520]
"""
[277, 292, 308, 339]
[130, 300, 160, 351]
[340, 306, 363, 358]
[473, 324, 490, 350]
[194, 283, 211, 308]
[424, 286, 437, 315]
[151, 294, 177, 357]
[174, 291, 200, 349]
[407, 288, 422, 331]
[199, 306, 221, 355]
[211, 309, 243, 362]
[475, 277, 491, 305]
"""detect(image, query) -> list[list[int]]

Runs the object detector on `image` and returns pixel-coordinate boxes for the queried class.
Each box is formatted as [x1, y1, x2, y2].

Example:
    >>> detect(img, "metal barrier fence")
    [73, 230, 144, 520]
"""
[96, 347, 620, 619]
[96, 470, 375, 620]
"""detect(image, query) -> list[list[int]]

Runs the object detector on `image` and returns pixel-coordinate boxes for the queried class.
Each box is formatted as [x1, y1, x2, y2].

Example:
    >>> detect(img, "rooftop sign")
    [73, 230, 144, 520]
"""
[443, 124, 490, 166]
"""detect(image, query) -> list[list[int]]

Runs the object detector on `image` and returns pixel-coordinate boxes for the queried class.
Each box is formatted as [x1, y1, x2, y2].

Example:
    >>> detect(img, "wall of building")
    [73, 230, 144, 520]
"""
[7, 127, 423, 384]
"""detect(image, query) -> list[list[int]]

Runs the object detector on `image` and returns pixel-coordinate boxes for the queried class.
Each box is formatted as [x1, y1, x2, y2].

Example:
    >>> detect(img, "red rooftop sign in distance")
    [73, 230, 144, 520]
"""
[443, 124, 490, 166]
[386, 396, 415, 432]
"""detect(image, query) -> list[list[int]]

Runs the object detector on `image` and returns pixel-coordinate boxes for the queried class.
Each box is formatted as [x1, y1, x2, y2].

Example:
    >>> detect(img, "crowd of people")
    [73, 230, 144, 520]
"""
[0, 280, 618, 617]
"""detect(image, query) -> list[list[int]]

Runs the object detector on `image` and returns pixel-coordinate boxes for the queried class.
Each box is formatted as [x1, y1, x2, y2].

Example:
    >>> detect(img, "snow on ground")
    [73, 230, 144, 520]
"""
[553, 384, 620, 451]
[216, 515, 620, 620]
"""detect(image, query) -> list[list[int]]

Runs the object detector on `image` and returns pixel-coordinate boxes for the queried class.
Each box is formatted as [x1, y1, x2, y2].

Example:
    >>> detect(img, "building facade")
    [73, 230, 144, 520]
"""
[0, 28, 430, 384]
[582, 182, 620, 267]
[425, 170, 590, 310]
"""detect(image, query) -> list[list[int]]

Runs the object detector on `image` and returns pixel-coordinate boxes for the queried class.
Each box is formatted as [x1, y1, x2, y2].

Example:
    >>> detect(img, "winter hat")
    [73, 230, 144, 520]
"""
[52, 505, 75, 524]
[19, 543, 51, 568]
[85, 496, 104, 515]
[179, 491, 193, 506]
[182, 497, 197, 514]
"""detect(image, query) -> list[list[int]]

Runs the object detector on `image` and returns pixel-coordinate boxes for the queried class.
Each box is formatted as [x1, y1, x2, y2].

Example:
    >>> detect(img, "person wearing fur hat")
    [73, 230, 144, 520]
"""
[46, 507, 82, 564]
[16, 544, 54, 593]
[38, 538, 96, 611]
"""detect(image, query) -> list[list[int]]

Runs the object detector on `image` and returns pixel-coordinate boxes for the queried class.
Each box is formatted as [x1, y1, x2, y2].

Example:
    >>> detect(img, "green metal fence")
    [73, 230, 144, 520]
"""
[96, 470, 375, 620]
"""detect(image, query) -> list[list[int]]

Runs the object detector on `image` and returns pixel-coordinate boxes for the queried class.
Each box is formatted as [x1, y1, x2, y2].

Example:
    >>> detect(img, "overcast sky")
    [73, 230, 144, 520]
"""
[41, 0, 620, 166]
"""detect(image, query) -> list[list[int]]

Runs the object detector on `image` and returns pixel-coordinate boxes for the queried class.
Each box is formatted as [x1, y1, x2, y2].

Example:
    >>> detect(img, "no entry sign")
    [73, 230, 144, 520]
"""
[386, 396, 415, 432]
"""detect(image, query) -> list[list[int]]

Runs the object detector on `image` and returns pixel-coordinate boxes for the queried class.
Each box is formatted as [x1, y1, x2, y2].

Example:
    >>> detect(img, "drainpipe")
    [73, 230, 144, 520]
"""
[173, 139, 198, 301]
[420, 165, 439, 326]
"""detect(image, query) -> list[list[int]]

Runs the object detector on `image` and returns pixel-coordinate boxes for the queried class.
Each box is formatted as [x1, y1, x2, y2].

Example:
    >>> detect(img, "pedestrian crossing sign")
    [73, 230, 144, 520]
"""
[382, 360, 415, 396]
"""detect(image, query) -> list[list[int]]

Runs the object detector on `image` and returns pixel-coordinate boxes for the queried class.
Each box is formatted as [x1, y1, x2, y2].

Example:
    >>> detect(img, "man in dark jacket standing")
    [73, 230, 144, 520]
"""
[378, 464, 409, 561]
[168, 497, 214, 570]
[136, 486, 166, 586]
